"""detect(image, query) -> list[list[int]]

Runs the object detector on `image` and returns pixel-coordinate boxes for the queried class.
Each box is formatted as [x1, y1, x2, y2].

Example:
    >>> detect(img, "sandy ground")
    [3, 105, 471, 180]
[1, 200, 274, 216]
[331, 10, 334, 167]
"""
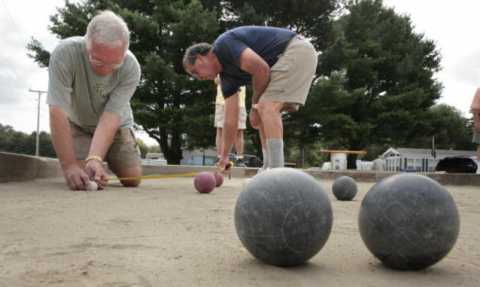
[0, 175, 479, 287]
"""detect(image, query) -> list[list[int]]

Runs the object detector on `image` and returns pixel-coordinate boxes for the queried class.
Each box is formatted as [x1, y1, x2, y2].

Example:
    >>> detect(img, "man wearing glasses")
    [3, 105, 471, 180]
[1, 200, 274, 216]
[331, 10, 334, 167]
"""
[47, 10, 142, 191]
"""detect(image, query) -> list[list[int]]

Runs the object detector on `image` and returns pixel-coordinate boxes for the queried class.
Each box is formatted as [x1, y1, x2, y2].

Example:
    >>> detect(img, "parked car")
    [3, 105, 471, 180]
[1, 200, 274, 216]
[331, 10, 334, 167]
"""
[228, 153, 263, 168]
[435, 156, 478, 174]
[142, 152, 167, 166]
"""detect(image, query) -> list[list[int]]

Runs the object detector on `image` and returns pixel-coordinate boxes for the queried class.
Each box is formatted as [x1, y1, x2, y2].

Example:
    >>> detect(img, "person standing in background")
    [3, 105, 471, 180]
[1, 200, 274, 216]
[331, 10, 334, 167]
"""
[471, 88, 480, 160]
[214, 76, 247, 167]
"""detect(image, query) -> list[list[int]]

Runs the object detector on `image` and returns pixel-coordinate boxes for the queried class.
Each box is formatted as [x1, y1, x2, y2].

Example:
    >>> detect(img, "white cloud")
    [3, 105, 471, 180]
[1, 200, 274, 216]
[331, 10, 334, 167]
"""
[453, 50, 480, 86]
[383, 0, 480, 116]
[0, 0, 65, 134]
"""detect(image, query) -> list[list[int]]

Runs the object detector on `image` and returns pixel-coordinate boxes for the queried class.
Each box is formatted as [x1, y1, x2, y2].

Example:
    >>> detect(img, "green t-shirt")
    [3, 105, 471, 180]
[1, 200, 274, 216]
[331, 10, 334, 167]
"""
[47, 37, 141, 132]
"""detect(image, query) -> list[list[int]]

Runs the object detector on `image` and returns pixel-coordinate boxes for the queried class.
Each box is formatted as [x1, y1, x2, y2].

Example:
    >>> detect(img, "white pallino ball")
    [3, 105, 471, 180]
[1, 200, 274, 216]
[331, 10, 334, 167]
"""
[86, 181, 98, 191]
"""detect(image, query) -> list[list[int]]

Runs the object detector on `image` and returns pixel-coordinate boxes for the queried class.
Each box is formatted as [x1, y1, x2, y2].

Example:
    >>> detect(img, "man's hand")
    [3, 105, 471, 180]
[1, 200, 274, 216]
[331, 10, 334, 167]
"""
[84, 111, 121, 190]
[84, 159, 109, 189]
[216, 156, 232, 174]
[63, 164, 90, 191]
[249, 107, 261, 129]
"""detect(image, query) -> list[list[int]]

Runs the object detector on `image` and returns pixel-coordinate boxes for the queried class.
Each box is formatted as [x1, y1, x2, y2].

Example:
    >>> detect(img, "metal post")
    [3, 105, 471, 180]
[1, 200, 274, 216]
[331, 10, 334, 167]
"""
[29, 89, 47, 157]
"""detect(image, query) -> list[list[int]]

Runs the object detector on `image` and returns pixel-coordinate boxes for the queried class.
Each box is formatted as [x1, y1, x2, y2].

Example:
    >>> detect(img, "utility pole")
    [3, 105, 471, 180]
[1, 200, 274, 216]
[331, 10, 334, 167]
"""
[29, 89, 47, 157]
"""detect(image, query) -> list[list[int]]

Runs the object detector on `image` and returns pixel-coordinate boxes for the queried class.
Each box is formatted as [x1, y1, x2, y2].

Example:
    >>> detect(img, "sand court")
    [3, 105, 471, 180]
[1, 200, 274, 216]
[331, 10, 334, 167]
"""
[0, 172, 479, 286]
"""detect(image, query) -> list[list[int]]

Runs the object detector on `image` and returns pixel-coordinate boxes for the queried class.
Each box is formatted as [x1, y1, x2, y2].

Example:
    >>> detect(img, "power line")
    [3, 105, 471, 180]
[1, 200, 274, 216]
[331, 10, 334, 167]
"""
[29, 89, 47, 157]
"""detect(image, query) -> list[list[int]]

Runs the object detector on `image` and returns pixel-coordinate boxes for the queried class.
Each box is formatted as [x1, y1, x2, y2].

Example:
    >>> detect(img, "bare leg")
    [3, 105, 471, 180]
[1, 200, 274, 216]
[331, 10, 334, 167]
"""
[216, 128, 223, 158]
[258, 124, 268, 168]
[256, 101, 284, 139]
[235, 130, 245, 157]
[116, 165, 142, 187]
[256, 100, 285, 168]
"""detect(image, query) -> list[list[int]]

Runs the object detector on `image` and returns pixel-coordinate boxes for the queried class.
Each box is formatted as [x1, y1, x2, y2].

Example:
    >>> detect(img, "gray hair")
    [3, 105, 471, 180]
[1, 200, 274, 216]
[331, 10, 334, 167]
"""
[182, 43, 213, 68]
[85, 10, 130, 50]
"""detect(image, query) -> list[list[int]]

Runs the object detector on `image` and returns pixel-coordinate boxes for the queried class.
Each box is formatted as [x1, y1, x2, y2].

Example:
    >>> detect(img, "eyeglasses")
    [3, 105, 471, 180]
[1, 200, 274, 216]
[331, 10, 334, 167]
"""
[188, 67, 200, 79]
[88, 52, 124, 70]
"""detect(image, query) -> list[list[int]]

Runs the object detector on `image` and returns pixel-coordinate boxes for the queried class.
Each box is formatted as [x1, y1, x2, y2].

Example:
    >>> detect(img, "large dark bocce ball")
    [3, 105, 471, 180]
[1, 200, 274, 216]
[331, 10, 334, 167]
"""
[234, 168, 333, 267]
[332, 176, 358, 201]
[358, 173, 460, 270]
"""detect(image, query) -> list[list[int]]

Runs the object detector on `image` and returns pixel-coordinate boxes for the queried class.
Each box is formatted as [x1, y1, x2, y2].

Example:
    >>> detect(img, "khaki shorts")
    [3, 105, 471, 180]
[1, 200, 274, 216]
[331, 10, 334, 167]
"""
[214, 104, 247, 129]
[69, 121, 141, 174]
[261, 35, 318, 107]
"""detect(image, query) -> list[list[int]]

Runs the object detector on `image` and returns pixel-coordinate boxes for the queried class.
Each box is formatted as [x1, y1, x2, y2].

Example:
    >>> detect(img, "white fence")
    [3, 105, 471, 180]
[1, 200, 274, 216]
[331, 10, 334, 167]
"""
[385, 156, 438, 172]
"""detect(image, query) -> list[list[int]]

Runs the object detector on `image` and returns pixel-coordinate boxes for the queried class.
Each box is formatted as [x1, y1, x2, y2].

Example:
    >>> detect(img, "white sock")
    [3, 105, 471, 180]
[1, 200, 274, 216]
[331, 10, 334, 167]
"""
[267, 138, 284, 168]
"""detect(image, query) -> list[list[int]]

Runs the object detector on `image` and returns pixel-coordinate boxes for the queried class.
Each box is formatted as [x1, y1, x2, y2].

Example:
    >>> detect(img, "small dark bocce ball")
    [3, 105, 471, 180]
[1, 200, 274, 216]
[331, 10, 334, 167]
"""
[332, 176, 358, 201]
[193, 172, 216, 193]
[234, 168, 333, 267]
[358, 173, 460, 270]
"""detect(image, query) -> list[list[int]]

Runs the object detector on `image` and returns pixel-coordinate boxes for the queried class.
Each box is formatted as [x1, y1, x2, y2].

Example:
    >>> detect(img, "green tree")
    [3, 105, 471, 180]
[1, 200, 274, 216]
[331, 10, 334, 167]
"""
[411, 104, 476, 151]
[0, 124, 56, 157]
[215, 0, 338, 49]
[313, 0, 443, 166]
[136, 138, 149, 159]
[28, 0, 339, 165]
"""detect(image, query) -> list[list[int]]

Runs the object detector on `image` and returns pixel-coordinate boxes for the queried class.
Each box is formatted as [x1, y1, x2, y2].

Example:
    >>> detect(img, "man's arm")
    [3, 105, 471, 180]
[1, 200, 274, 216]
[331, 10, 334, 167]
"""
[92, 54, 140, 158]
[49, 106, 78, 169]
[82, 111, 121, 187]
[81, 100, 129, 187]
[84, 56, 141, 184]
[50, 106, 91, 190]
[47, 45, 77, 169]
[87, 112, 121, 159]
[220, 93, 240, 159]
[238, 48, 270, 106]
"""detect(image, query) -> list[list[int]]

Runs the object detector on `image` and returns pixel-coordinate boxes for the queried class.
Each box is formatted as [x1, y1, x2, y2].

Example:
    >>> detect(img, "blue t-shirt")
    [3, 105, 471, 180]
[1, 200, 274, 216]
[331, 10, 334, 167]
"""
[213, 26, 296, 98]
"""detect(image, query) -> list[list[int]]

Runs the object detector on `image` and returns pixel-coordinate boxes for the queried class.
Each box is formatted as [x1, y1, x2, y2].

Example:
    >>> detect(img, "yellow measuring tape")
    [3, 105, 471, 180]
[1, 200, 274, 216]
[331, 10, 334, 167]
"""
[109, 172, 199, 182]
[109, 161, 234, 182]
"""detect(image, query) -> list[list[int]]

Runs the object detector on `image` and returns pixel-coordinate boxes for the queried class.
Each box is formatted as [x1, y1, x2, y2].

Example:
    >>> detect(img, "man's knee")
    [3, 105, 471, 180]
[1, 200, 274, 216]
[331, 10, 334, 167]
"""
[256, 101, 282, 116]
[114, 166, 142, 187]
[120, 178, 141, 187]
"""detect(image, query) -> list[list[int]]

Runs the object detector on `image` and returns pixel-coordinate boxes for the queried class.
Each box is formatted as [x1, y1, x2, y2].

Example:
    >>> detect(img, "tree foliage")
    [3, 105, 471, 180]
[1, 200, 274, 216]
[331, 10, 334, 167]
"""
[27, 0, 337, 164]
[0, 124, 56, 157]
[27, 0, 475, 167]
